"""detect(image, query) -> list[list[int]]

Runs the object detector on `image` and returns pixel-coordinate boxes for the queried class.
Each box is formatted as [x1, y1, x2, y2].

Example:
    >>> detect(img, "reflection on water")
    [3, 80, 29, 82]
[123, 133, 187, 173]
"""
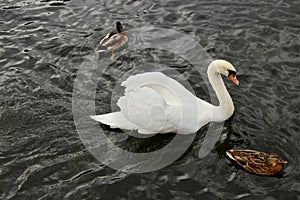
[0, 0, 299, 199]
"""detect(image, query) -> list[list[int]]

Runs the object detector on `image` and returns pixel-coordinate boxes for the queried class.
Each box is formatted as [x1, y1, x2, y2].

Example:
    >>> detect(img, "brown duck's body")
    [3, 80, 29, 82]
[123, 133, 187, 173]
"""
[96, 22, 128, 60]
[226, 149, 288, 176]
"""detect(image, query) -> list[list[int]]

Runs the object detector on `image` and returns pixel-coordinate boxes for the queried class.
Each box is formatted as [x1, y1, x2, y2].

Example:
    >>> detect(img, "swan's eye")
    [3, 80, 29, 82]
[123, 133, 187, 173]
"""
[227, 69, 236, 77]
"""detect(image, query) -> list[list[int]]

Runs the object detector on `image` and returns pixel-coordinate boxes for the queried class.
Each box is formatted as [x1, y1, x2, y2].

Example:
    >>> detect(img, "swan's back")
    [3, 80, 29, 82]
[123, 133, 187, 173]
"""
[92, 72, 214, 134]
[122, 72, 195, 106]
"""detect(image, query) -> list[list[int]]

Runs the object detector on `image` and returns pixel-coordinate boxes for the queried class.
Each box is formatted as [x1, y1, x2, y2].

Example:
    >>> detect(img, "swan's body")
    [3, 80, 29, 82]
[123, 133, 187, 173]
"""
[95, 22, 128, 60]
[91, 60, 239, 134]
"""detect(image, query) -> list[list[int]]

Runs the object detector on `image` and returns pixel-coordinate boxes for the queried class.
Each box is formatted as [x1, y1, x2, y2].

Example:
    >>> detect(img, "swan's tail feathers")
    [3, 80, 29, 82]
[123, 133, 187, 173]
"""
[90, 112, 138, 130]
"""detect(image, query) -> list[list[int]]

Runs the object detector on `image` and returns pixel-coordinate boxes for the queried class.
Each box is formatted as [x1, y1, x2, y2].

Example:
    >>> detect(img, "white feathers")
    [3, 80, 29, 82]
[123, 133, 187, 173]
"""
[99, 32, 111, 45]
[91, 60, 237, 134]
[90, 112, 137, 130]
[91, 72, 205, 134]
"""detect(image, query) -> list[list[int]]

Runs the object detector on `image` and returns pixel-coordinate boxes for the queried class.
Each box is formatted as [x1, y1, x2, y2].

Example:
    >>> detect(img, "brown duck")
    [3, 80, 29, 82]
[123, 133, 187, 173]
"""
[226, 149, 288, 176]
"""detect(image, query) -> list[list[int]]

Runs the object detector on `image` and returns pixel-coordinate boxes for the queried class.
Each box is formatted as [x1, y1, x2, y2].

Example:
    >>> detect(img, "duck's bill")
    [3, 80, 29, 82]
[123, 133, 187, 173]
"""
[229, 74, 239, 85]
[280, 160, 288, 164]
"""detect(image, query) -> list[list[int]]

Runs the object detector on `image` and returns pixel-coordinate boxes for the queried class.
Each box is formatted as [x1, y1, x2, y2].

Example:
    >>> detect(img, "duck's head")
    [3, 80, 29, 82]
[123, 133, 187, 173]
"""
[116, 21, 123, 33]
[268, 156, 288, 174]
[269, 156, 288, 166]
[212, 59, 239, 85]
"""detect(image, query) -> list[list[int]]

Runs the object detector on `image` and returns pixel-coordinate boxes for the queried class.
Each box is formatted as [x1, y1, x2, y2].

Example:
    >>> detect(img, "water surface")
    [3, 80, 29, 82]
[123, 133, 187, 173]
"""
[0, 0, 299, 199]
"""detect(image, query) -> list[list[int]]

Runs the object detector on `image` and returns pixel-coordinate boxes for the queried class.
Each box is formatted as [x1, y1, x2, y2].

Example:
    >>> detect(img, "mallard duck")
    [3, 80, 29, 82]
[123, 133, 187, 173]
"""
[95, 21, 128, 60]
[226, 149, 288, 176]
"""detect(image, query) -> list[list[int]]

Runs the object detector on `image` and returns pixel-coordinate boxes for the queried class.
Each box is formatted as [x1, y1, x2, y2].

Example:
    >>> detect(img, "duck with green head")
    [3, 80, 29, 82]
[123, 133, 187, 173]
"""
[95, 22, 128, 60]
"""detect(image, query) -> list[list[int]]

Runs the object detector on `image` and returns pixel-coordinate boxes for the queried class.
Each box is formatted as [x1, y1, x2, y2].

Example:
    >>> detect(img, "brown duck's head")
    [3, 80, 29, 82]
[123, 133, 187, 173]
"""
[269, 156, 288, 173]
[116, 21, 123, 33]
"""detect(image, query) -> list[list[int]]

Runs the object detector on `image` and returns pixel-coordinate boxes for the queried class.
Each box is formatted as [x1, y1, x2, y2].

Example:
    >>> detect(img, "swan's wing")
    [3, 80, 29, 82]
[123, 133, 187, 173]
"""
[120, 72, 214, 133]
[122, 72, 168, 92]
[122, 72, 213, 108]
[117, 86, 178, 133]
[122, 72, 197, 106]
[90, 112, 138, 130]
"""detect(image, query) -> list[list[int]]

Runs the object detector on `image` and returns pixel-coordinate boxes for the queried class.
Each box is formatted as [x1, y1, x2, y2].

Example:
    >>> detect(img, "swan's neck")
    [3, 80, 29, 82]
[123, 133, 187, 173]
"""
[207, 62, 234, 121]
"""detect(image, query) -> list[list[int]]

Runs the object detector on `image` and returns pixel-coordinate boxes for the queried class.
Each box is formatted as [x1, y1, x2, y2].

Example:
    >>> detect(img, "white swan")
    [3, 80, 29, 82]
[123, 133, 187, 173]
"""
[91, 59, 239, 134]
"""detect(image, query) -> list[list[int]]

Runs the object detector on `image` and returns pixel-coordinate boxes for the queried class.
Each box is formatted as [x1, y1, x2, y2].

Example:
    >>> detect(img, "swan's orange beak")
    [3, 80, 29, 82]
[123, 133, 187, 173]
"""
[229, 74, 239, 85]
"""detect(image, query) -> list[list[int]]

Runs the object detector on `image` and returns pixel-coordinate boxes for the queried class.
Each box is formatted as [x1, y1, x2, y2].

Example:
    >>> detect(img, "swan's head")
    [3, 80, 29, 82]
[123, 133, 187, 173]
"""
[213, 59, 239, 85]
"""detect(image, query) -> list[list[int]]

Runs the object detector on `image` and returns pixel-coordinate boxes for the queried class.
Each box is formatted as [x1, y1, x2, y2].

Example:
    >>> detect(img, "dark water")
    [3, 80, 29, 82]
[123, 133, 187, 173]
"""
[1, 0, 300, 199]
